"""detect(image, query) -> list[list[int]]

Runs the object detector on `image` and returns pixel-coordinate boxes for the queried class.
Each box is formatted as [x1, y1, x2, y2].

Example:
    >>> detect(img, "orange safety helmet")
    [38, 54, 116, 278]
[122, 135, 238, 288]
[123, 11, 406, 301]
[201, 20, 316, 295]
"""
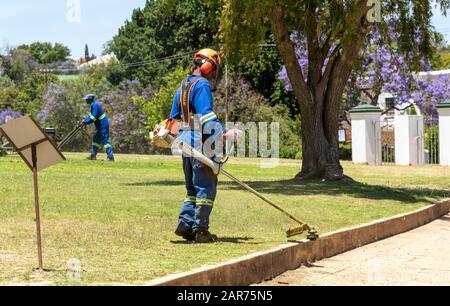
[194, 48, 222, 75]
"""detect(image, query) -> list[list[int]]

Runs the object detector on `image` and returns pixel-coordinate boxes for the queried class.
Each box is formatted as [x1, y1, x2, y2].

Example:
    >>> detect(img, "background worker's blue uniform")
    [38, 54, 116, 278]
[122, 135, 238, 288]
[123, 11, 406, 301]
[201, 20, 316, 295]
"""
[170, 75, 226, 235]
[83, 101, 114, 159]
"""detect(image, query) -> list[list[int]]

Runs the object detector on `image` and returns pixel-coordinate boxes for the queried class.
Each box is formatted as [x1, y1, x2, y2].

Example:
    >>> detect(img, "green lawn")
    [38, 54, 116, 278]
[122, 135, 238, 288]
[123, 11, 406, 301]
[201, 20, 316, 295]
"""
[57, 74, 80, 81]
[0, 153, 449, 285]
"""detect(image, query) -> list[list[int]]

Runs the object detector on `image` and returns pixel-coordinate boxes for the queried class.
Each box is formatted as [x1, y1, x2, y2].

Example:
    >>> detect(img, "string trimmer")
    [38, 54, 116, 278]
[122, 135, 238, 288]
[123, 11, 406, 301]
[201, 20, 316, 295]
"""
[150, 119, 319, 240]
[58, 123, 84, 150]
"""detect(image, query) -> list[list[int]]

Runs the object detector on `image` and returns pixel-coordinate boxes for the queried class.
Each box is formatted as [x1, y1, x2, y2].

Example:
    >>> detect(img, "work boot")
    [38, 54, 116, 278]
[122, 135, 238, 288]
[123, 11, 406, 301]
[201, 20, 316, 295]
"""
[87, 155, 96, 161]
[107, 156, 115, 162]
[194, 231, 218, 243]
[175, 228, 195, 242]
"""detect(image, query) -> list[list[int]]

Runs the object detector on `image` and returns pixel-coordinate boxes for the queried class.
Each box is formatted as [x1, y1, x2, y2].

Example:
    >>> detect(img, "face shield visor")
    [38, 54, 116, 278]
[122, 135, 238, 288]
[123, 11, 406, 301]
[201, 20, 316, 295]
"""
[209, 63, 223, 92]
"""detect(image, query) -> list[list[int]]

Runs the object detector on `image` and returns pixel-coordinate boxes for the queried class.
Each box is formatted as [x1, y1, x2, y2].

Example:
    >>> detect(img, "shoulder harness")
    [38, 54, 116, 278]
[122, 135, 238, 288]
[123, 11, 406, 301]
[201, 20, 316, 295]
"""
[179, 77, 206, 126]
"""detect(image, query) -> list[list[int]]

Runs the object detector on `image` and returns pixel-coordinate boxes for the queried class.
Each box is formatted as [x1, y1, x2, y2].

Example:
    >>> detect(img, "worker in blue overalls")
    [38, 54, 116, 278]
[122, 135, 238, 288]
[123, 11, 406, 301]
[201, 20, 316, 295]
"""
[169, 48, 241, 243]
[81, 94, 115, 162]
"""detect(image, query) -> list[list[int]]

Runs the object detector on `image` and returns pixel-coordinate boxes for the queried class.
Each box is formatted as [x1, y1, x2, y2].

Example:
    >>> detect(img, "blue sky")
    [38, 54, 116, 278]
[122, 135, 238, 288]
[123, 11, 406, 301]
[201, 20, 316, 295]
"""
[0, 0, 147, 59]
[0, 0, 449, 59]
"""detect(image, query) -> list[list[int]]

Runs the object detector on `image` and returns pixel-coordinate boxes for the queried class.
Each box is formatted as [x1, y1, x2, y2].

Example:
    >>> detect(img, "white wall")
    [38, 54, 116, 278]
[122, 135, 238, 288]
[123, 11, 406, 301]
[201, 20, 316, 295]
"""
[351, 113, 381, 165]
[439, 108, 450, 166]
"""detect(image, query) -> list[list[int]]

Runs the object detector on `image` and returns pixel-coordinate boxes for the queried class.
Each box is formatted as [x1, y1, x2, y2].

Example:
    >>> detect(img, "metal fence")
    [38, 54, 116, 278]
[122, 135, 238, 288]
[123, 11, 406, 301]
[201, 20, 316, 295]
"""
[424, 117, 439, 164]
[381, 117, 395, 165]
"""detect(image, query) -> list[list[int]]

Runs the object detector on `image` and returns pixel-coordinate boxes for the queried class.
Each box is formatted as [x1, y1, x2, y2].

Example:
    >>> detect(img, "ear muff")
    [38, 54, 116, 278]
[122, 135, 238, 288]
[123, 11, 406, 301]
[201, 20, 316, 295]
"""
[200, 60, 214, 75]
[195, 56, 216, 75]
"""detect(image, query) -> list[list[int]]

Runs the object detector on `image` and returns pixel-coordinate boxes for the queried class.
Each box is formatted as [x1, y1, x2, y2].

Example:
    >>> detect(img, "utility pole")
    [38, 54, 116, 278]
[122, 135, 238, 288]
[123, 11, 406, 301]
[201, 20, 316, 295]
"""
[39, 67, 49, 90]
[224, 64, 228, 124]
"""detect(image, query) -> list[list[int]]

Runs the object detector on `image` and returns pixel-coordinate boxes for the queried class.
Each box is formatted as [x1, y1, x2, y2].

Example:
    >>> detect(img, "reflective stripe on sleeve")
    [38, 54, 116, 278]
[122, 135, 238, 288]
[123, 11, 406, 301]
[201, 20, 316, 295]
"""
[199, 112, 217, 125]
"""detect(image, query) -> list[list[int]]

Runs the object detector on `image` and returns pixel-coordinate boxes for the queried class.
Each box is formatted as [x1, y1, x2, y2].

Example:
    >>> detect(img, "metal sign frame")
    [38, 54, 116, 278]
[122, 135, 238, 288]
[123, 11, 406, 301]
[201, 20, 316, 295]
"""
[0, 116, 65, 270]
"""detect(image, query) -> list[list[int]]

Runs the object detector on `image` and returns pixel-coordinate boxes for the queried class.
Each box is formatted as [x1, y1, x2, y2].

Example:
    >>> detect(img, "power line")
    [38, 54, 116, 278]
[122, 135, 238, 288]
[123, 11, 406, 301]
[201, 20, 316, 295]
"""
[42, 44, 275, 73]
[114, 49, 198, 69]
[102, 43, 273, 70]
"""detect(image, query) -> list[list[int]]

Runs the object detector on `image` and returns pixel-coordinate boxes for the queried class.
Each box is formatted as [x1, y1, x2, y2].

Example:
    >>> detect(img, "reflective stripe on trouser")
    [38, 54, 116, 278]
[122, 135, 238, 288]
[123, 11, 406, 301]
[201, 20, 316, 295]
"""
[176, 156, 218, 234]
[176, 196, 197, 235]
[90, 123, 114, 159]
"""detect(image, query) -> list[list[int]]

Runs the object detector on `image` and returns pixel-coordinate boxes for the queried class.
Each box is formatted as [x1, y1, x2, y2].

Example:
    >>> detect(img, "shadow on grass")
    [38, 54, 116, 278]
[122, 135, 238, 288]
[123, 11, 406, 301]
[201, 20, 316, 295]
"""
[170, 236, 257, 245]
[125, 179, 450, 205]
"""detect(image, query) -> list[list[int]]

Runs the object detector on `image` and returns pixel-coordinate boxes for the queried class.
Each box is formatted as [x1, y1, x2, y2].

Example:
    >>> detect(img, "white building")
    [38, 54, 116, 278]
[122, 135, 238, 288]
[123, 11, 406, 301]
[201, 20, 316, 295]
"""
[79, 53, 118, 70]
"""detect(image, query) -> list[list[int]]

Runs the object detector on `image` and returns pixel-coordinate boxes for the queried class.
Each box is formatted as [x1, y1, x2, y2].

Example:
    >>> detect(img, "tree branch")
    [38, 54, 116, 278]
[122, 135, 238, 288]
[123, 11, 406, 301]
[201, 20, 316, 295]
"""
[327, 1, 372, 103]
[317, 44, 340, 95]
[306, 1, 321, 88]
[361, 88, 377, 104]
[322, 1, 372, 143]
[270, 4, 312, 106]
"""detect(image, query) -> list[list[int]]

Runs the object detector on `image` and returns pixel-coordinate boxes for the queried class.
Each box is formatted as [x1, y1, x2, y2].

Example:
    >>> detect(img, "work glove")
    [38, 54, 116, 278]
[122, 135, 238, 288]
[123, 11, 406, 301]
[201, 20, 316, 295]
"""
[224, 129, 243, 143]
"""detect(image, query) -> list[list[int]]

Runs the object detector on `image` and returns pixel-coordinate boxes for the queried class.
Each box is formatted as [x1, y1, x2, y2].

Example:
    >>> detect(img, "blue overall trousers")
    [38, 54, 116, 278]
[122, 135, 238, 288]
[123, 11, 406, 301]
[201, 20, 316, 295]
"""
[83, 101, 114, 159]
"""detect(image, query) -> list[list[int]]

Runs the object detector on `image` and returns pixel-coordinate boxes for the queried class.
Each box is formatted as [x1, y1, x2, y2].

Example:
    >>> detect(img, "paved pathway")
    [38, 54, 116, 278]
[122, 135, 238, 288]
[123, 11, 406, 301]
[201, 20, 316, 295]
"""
[262, 214, 450, 286]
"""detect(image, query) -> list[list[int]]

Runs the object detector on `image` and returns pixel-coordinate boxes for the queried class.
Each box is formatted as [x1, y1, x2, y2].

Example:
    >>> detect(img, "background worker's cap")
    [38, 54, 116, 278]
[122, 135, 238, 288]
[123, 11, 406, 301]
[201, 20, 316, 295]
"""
[83, 94, 96, 100]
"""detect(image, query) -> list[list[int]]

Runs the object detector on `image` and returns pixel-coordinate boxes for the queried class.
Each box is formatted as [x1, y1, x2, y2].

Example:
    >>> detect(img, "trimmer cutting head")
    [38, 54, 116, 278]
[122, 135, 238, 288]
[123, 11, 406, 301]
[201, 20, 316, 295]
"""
[286, 225, 319, 241]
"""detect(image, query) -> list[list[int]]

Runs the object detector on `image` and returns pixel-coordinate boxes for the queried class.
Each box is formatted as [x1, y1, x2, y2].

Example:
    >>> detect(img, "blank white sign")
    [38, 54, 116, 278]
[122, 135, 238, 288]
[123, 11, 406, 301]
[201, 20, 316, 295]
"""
[0, 116, 65, 171]
[339, 129, 346, 143]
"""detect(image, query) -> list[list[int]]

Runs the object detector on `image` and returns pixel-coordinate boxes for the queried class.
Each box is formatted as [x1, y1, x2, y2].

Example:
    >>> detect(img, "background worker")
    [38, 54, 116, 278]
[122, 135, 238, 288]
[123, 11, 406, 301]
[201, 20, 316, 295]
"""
[169, 48, 241, 243]
[81, 94, 115, 162]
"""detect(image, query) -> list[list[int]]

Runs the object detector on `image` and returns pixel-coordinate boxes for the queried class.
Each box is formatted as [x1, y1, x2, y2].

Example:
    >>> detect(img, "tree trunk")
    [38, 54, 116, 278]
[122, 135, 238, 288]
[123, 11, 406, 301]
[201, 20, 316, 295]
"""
[270, 3, 370, 180]
[297, 93, 343, 180]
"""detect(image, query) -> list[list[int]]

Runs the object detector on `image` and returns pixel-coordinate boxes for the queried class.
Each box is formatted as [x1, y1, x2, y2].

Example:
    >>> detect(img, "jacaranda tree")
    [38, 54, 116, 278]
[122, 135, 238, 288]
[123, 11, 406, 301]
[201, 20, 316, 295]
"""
[219, 0, 450, 180]
[278, 28, 443, 111]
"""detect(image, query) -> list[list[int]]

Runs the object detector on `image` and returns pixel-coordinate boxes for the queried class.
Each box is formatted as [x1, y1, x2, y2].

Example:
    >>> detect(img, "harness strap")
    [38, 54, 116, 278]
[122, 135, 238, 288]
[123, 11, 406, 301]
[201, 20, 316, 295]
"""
[179, 77, 205, 125]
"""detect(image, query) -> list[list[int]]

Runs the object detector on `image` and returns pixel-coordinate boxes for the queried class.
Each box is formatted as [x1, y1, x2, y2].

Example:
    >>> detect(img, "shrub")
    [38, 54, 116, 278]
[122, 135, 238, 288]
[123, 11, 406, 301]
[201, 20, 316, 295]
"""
[0, 87, 30, 113]
[103, 80, 152, 154]
[139, 68, 186, 129]
[339, 143, 352, 161]
[0, 109, 22, 156]
[0, 76, 14, 88]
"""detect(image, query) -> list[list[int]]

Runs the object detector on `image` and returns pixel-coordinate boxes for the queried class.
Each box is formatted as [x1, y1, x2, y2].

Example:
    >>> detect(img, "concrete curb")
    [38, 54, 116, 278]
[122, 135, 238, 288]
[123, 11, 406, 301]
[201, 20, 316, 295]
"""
[146, 200, 450, 286]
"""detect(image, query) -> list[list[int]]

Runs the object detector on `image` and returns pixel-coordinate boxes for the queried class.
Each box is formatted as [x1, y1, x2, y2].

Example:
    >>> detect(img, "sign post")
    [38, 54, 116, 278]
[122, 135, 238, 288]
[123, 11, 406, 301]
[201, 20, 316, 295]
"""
[0, 115, 65, 271]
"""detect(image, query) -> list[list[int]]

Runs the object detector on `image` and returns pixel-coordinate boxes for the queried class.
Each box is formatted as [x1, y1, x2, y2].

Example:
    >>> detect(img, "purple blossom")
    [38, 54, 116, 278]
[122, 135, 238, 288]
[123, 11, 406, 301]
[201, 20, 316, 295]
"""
[0, 109, 22, 124]
[278, 27, 449, 117]
[38, 83, 67, 122]
[413, 73, 450, 120]
[101, 79, 150, 153]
